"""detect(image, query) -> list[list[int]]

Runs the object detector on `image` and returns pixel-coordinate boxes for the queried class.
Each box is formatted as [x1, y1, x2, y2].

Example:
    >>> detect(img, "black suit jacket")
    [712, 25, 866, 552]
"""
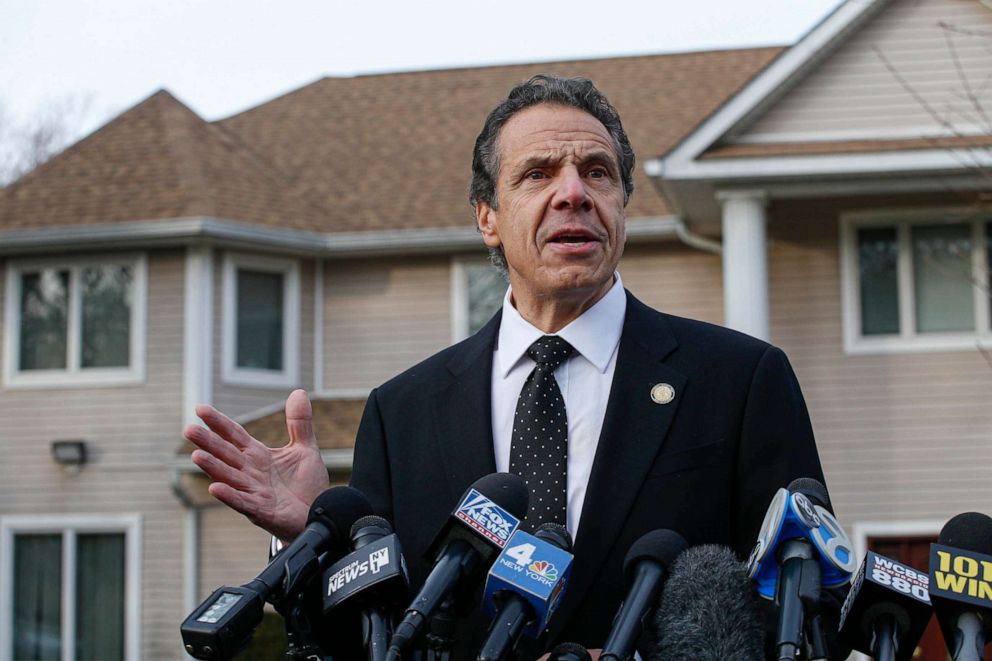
[349, 291, 825, 656]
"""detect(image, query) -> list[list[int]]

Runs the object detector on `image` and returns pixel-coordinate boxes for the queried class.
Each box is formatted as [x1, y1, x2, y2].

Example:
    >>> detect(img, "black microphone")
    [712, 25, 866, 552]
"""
[929, 512, 992, 661]
[837, 551, 932, 661]
[477, 522, 574, 661]
[547, 642, 592, 661]
[387, 473, 529, 659]
[322, 515, 410, 661]
[644, 544, 764, 661]
[600, 529, 688, 661]
[181, 487, 372, 660]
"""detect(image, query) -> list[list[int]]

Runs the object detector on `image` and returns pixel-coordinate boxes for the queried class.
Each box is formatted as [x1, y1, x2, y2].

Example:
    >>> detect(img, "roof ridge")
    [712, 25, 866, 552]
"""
[157, 94, 216, 218]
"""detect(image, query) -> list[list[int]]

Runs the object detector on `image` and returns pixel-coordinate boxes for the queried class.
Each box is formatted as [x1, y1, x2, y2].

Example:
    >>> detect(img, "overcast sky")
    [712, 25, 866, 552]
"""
[1, 0, 843, 137]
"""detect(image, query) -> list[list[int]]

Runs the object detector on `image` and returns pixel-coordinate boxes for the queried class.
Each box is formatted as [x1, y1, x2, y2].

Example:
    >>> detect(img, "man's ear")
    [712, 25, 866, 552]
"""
[476, 201, 502, 249]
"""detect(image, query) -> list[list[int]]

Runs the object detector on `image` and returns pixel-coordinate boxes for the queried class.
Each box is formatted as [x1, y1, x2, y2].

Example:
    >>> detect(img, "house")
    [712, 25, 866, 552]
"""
[1, 0, 990, 658]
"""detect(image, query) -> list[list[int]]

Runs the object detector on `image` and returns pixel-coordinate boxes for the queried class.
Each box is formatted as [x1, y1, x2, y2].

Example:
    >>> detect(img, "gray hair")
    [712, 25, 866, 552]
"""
[469, 75, 635, 273]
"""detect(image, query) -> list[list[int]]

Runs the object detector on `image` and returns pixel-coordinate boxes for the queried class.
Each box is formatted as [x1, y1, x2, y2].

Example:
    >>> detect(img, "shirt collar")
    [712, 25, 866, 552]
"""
[496, 273, 626, 377]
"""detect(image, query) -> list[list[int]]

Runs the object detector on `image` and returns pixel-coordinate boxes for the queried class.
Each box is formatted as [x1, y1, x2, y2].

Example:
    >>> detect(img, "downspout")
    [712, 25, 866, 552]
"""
[671, 216, 722, 255]
[171, 469, 199, 659]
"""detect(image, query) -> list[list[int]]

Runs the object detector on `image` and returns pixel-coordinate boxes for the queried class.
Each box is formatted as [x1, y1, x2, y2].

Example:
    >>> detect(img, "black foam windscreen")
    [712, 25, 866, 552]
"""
[622, 529, 688, 582]
[938, 512, 992, 553]
[787, 476, 832, 512]
[470, 472, 530, 521]
[307, 486, 374, 541]
[534, 522, 573, 552]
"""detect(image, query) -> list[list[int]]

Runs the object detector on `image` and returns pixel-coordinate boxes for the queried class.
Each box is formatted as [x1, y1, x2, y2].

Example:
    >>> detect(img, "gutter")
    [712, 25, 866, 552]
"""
[0, 214, 684, 257]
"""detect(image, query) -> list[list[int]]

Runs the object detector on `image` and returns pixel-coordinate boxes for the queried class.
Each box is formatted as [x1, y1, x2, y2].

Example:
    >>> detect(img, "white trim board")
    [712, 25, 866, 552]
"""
[3, 253, 148, 389]
[0, 215, 682, 257]
[221, 252, 301, 389]
[0, 513, 143, 661]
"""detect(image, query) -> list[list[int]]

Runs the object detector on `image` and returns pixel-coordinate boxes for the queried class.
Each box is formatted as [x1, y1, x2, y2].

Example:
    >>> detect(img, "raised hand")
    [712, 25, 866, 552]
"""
[185, 389, 330, 542]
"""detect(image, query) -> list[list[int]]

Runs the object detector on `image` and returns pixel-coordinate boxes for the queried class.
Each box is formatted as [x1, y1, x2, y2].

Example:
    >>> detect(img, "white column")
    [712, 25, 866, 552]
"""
[718, 190, 769, 341]
[182, 245, 213, 426]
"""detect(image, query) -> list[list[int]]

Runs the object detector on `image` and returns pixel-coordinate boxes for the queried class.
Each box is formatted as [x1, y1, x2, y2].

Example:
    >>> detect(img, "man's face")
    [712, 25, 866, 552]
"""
[476, 104, 626, 308]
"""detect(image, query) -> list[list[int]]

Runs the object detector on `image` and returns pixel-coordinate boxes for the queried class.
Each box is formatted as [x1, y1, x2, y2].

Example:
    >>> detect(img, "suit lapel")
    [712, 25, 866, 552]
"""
[430, 313, 500, 506]
[549, 293, 687, 639]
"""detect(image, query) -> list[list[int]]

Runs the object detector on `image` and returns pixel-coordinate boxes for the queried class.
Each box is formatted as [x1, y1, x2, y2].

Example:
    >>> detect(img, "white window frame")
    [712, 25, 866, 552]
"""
[222, 252, 300, 388]
[450, 257, 507, 343]
[3, 254, 147, 389]
[840, 208, 992, 355]
[0, 513, 142, 661]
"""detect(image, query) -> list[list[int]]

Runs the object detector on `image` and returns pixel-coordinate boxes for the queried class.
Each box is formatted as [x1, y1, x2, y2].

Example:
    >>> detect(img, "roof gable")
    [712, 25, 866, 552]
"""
[651, 0, 992, 181]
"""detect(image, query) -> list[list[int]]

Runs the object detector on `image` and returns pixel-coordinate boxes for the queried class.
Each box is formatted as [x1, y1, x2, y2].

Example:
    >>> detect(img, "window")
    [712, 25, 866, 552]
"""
[0, 515, 141, 661]
[841, 212, 991, 353]
[451, 258, 508, 342]
[3, 256, 147, 387]
[222, 253, 300, 387]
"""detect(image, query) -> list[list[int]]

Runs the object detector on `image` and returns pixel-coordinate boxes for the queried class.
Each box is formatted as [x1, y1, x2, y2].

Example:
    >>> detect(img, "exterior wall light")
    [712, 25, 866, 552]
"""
[51, 440, 88, 473]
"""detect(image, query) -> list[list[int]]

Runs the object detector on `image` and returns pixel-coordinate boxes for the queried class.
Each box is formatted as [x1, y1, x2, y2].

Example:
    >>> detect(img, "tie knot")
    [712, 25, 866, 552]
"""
[527, 335, 574, 369]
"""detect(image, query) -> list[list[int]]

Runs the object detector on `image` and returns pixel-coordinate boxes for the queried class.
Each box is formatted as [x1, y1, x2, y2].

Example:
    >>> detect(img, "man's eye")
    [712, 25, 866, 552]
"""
[587, 167, 609, 179]
[525, 170, 546, 180]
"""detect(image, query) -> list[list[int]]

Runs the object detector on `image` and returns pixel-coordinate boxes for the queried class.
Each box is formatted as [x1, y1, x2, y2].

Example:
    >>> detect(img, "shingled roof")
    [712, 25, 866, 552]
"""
[219, 49, 785, 230]
[1, 48, 784, 235]
[0, 90, 328, 232]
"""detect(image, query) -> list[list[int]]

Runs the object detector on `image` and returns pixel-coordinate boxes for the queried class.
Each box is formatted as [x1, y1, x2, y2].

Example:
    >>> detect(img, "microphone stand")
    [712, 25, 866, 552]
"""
[424, 602, 457, 661]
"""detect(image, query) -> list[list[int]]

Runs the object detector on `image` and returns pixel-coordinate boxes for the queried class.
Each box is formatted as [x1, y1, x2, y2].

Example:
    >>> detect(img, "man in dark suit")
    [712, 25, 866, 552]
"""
[187, 75, 825, 656]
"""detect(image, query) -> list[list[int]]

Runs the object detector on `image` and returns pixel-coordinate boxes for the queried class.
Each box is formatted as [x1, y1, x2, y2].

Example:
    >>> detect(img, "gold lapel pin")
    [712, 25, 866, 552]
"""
[651, 383, 675, 405]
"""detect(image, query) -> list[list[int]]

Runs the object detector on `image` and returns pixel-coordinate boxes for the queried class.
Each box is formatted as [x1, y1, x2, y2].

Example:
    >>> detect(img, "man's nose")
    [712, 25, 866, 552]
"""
[551, 168, 592, 211]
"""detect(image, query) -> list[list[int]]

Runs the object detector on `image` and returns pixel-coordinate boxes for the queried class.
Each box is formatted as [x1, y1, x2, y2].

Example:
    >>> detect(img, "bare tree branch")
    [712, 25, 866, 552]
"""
[0, 95, 92, 186]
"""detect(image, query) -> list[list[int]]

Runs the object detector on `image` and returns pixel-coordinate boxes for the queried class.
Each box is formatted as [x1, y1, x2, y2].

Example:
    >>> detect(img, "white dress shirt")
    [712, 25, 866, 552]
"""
[491, 274, 626, 538]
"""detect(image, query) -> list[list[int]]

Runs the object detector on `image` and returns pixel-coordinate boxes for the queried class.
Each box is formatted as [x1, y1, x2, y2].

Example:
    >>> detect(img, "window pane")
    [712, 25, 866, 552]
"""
[13, 534, 63, 661]
[19, 270, 69, 370]
[81, 265, 132, 368]
[857, 228, 900, 335]
[467, 265, 507, 336]
[236, 269, 284, 370]
[75, 534, 125, 661]
[912, 223, 974, 333]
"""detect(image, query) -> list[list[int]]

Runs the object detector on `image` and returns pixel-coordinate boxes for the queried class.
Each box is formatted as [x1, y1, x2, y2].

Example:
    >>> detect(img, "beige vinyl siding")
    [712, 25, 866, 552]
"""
[198, 506, 271, 600]
[767, 199, 992, 532]
[212, 253, 315, 419]
[0, 249, 187, 659]
[323, 256, 452, 392]
[739, 0, 992, 142]
[619, 243, 724, 325]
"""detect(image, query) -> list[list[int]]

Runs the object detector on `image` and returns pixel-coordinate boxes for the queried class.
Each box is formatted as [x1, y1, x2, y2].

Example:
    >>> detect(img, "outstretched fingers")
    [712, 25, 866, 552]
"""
[195, 404, 260, 451]
[184, 424, 246, 469]
[191, 449, 257, 491]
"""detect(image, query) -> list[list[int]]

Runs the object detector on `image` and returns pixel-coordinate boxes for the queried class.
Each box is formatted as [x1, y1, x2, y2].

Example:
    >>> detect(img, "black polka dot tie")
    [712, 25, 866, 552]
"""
[509, 335, 574, 530]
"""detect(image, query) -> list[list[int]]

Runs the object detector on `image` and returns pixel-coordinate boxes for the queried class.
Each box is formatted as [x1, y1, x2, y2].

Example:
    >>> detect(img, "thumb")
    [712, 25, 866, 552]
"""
[285, 389, 317, 449]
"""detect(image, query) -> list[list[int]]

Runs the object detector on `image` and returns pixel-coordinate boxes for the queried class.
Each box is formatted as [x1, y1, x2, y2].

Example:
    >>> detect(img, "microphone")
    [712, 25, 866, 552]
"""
[181, 487, 372, 660]
[837, 551, 932, 661]
[477, 522, 574, 661]
[928, 512, 992, 661]
[600, 529, 688, 661]
[644, 544, 765, 661]
[746, 478, 856, 661]
[547, 642, 592, 660]
[387, 473, 529, 659]
[322, 515, 410, 661]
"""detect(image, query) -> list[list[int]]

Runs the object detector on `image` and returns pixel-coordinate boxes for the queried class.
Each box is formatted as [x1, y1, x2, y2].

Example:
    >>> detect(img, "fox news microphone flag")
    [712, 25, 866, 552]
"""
[838, 551, 932, 661]
[929, 512, 992, 661]
[386, 472, 528, 659]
